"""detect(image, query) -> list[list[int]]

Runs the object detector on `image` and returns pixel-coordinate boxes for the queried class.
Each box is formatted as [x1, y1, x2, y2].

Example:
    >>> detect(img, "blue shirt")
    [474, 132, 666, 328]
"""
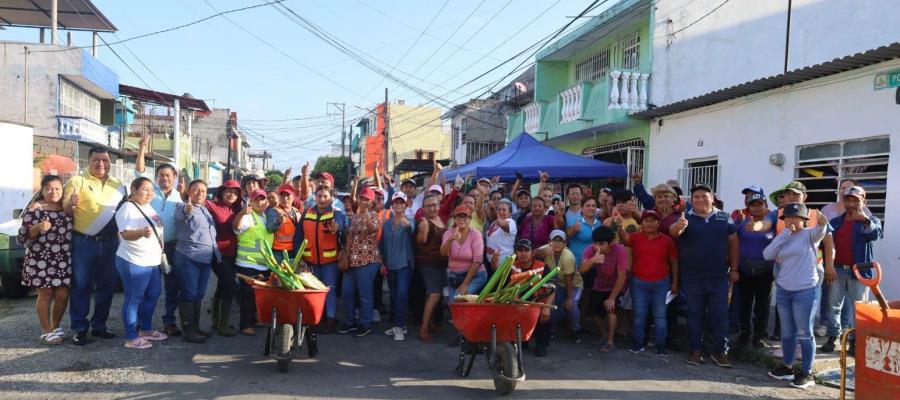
[379, 218, 416, 270]
[136, 169, 182, 243]
[566, 214, 603, 265]
[736, 218, 776, 260]
[174, 203, 221, 264]
[677, 209, 736, 280]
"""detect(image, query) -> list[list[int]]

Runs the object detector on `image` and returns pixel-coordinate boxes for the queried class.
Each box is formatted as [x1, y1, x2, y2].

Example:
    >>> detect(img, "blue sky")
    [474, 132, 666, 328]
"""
[3, 0, 606, 171]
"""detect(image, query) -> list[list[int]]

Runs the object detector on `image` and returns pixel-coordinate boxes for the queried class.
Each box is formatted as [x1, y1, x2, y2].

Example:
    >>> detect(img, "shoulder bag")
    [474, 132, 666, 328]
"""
[130, 201, 172, 274]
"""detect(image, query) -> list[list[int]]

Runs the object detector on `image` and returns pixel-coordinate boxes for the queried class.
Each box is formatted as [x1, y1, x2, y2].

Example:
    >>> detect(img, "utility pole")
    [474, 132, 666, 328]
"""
[327, 102, 346, 157]
[383, 88, 389, 175]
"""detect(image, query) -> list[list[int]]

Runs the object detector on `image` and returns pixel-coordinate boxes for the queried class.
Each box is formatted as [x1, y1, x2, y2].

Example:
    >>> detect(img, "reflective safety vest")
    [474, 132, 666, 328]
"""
[301, 208, 339, 265]
[236, 212, 274, 271]
[273, 208, 298, 251]
[776, 208, 825, 264]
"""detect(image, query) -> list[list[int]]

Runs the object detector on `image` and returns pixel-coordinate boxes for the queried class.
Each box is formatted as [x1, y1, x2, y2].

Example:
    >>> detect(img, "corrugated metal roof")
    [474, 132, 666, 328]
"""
[119, 84, 210, 112]
[0, 0, 116, 32]
[633, 42, 900, 120]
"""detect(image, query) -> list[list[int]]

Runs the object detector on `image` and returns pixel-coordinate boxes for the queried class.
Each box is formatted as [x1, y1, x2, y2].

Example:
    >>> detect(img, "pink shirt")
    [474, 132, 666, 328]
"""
[582, 243, 629, 292]
[442, 228, 485, 274]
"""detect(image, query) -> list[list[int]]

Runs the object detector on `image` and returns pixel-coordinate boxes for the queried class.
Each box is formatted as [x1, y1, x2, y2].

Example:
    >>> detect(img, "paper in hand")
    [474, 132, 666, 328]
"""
[665, 290, 678, 305]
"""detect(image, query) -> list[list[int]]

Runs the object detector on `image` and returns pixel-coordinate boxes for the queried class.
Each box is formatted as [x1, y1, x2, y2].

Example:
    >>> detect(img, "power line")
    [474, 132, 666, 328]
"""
[670, 0, 732, 37]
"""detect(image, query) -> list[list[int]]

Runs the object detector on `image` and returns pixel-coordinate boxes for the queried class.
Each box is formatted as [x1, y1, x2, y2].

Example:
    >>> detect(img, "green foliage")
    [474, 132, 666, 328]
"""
[265, 170, 284, 190]
[313, 156, 351, 190]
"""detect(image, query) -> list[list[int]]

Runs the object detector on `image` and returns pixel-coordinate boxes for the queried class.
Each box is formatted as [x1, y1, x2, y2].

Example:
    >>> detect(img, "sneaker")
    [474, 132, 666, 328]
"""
[686, 351, 704, 365]
[384, 327, 408, 336]
[372, 310, 381, 322]
[337, 325, 358, 334]
[656, 348, 668, 358]
[710, 352, 732, 368]
[629, 344, 645, 354]
[72, 331, 90, 346]
[820, 336, 837, 353]
[768, 363, 795, 381]
[814, 325, 827, 337]
[91, 329, 116, 339]
[790, 372, 815, 389]
[392, 327, 405, 341]
[354, 327, 372, 338]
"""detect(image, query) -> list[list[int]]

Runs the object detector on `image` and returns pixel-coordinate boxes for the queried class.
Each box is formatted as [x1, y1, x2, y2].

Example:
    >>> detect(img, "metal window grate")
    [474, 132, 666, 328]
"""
[582, 138, 646, 155]
[575, 48, 610, 82]
[795, 136, 890, 219]
[678, 158, 720, 195]
[620, 31, 640, 70]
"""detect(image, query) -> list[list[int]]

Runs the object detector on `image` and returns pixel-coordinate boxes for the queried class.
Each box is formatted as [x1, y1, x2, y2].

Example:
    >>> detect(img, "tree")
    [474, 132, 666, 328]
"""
[313, 156, 351, 190]
[265, 170, 284, 190]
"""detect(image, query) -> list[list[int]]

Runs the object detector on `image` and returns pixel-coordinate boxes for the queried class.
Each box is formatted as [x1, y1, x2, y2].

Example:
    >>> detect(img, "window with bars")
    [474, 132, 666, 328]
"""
[59, 79, 101, 123]
[575, 48, 610, 82]
[678, 157, 719, 195]
[795, 136, 890, 219]
[619, 31, 640, 70]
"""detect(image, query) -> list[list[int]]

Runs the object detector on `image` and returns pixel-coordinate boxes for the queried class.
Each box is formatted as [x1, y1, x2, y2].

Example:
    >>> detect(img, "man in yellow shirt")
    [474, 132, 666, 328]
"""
[63, 147, 127, 345]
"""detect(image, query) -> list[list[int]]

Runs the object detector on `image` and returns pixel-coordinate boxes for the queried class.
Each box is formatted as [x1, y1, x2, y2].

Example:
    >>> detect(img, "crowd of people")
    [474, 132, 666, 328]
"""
[17, 137, 883, 390]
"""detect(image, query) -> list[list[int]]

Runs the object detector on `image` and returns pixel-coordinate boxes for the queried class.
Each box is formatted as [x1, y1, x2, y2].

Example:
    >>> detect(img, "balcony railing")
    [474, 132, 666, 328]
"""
[559, 83, 586, 124]
[523, 102, 541, 134]
[57, 116, 111, 146]
[608, 70, 650, 112]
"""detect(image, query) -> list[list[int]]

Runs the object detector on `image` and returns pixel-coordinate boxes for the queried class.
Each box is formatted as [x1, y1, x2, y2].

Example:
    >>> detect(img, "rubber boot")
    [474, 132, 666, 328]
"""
[180, 302, 207, 343]
[306, 329, 318, 358]
[217, 300, 236, 337]
[194, 301, 211, 337]
[210, 294, 220, 330]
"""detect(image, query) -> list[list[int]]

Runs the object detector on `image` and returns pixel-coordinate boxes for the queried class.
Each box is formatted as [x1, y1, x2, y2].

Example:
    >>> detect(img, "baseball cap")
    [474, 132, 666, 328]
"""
[252, 169, 266, 180]
[690, 182, 713, 194]
[221, 180, 241, 189]
[665, 179, 682, 189]
[843, 185, 866, 200]
[599, 187, 613, 194]
[359, 186, 375, 201]
[780, 203, 809, 220]
[391, 192, 408, 203]
[451, 205, 472, 217]
[401, 178, 417, 187]
[373, 187, 387, 198]
[477, 177, 491, 185]
[640, 210, 661, 221]
[549, 229, 567, 241]
[514, 239, 533, 250]
[427, 184, 443, 194]
[742, 185, 764, 196]
[516, 189, 531, 197]
[277, 184, 295, 195]
[770, 181, 807, 204]
[249, 189, 267, 201]
[745, 193, 767, 205]
[319, 172, 335, 186]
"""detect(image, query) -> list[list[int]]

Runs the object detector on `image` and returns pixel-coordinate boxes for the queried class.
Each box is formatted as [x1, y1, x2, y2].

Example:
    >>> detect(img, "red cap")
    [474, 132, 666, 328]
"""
[359, 186, 375, 201]
[320, 172, 334, 186]
[640, 210, 661, 221]
[452, 205, 473, 217]
[277, 184, 295, 195]
[249, 189, 267, 201]
[222, 180, 241, 189]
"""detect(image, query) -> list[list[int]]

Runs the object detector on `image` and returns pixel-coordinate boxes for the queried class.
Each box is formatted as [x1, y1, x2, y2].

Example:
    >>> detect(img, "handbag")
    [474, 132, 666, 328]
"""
[130, 201, 172, 274]
[740, 258, 774, 277]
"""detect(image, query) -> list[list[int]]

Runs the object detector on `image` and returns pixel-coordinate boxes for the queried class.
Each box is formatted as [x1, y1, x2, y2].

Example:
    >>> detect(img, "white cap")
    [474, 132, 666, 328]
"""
[252, 169, 266, 179]
[428, 184, 444, 194]
[549, 229, 567, 241]
[391, 192, 408, 202]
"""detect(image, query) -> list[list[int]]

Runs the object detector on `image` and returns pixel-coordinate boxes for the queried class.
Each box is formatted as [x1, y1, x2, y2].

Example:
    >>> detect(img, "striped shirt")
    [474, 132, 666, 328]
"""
[63, 172, 126, 236]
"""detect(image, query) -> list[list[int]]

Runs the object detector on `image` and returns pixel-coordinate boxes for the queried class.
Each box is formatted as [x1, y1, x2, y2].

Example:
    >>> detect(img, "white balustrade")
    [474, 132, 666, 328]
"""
[58, 116, 110, 145]
[559, 84, 584, 124]
[523, 103, 541, 134]
[608, 70, 651, 112]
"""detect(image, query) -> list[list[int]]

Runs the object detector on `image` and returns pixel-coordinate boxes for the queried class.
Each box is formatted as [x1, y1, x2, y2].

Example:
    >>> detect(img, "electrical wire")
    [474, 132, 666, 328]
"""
[669, 0, 731, 37]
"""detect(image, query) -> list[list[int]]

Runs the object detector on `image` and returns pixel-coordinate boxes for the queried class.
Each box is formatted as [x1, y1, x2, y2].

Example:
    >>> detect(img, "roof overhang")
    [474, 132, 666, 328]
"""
[633, 42, 900, 120]
[394, 158, 450, 173]
[119, 84, 210, 112]
[61, 74, 116, 99]
[537, 0, 650, 61]
[0, 0, 116, 32]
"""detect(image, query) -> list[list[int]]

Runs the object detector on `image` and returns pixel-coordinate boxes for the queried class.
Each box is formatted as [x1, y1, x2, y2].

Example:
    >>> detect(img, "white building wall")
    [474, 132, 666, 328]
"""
[0, 122, 35, 220]
[646, 59, 900, 297]
[651, 0, 900, 106]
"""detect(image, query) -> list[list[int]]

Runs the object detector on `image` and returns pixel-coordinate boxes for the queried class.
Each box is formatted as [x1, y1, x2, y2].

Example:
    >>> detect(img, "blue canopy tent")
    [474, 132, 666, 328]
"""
[444, 132, 627, 181]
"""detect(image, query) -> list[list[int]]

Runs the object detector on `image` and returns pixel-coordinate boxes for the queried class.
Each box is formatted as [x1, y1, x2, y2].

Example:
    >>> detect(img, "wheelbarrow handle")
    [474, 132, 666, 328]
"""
[852, 262, 881, 287]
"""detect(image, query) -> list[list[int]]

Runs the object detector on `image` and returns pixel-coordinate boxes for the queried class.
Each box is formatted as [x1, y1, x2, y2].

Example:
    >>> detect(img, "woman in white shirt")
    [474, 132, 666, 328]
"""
[486, 199, 517, 268]
[115, 177, 168, 349]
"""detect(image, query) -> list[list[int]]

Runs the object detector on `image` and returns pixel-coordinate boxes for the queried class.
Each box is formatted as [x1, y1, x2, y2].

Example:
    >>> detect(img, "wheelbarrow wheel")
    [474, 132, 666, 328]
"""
[492, 342, 519, 395]
[274, 323, 293, 373]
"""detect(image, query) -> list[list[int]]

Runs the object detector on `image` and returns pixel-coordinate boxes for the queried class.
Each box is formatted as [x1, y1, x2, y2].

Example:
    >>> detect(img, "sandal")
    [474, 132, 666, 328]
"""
[599, 342, 615, 353]
[139, 330, 168, 341]
[125, 337, 153, 349]
[39, 332, 63, 345]
[52, 328, 67, 338]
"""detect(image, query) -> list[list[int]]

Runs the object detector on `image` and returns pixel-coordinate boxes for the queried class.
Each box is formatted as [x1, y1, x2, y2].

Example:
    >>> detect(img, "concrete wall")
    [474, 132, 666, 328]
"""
[645, 60, 900, 297]
[192, 109, 233, 167]
[651, 0, 900, 106]
[0, 42, 79, 136]
[0, 122, 35, 220]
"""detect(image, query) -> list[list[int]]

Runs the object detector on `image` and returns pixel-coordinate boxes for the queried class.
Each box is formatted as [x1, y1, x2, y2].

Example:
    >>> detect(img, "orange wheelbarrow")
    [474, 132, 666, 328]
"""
[449, 302, 542, 395]
[839, 262, 899, 399]
[253, 285, 329, 372]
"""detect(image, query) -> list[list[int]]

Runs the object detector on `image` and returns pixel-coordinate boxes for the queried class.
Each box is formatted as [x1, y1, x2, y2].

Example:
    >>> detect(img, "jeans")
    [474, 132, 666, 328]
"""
[69, 234, 119, 332]
[631, 276, 670, 348]
[115, 256, 162, 340]
[826, 267, 870, 337]
[777, 284, 820, 374]
[212, 255, 237, 302]
[162, 243, 179, 325]
[737, 272, 773, 338]
[173, 251, 211, 302]
[553, 285, 583, 332]
[311, 263, 339, 319]
[819, 283, 851, 330]
[387, 266, 413, 328]
[236, 267, 269, 329]
[447, 269, 488, 300]
[341, 262, 379, 329]
[682, 276, 730, 354]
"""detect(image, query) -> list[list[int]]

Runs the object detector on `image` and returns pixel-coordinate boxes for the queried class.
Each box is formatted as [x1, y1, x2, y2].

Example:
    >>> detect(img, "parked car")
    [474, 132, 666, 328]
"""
[0, 215, 26, 298]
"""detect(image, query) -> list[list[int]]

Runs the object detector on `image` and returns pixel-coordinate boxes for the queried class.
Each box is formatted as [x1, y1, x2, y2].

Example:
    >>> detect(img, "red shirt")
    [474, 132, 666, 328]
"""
[629, 232, 678, 282]
[205, 199, 241, 257]
[834, 219, 855, 266]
